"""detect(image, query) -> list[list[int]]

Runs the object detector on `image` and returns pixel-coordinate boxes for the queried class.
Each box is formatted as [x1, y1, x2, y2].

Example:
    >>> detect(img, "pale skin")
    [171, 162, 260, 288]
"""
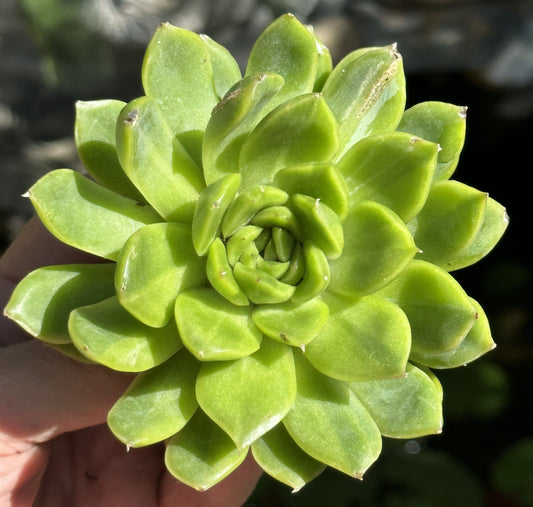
[0, 216, 263, 507]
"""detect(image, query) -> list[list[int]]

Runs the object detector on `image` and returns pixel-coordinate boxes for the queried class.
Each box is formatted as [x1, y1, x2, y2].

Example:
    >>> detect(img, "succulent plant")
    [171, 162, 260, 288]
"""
[5, 13, 508, 492]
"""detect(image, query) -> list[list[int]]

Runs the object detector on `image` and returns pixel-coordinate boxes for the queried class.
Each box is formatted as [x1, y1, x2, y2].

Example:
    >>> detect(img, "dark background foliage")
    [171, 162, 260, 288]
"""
[1, 1, 532, 505]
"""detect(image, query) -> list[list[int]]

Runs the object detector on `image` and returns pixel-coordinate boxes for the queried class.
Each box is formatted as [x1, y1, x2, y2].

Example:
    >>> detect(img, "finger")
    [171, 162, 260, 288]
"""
[159, 452, 263, 507]
[0, 339, 133, 444]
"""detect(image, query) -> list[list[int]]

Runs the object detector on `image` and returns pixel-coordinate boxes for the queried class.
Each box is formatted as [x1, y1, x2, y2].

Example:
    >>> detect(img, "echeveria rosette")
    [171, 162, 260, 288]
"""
[4, 13, 509, 492]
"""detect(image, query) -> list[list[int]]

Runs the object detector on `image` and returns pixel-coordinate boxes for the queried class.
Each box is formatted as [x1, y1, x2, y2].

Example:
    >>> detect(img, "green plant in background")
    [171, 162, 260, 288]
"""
[5, 13, 508, 492]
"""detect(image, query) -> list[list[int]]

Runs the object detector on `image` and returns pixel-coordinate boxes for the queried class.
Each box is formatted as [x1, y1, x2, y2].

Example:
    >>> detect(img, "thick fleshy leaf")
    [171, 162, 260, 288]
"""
[116, 96, 204, 223]
[251, 298, 329, 348]
[283, 351, 382, 479]
[309, 26, 333, 91]
[174, 287, 261, 361]
[69, 296, 182, 372]
[107, 348, 199, 447]
[141, 23, 219, 162]
[397, 101, 467, 181]
[202, 73, 284, 185]
[337, 132, 439, 222]
[289, 194, 344, 259]
[206, 238, 249, 306]
[233, 262, 296, 304]
[409, 180, 487, 267]
[165, 410, 249, 491]
[46, 342, 96, 363]
[290, 241, 330, 304]
[413, 297, 495, 368]
[328, 201, 418, 297]
[445, 197, 509, 271]
[192, 174, 241, 256]
[239, 93, 339, 190]
[377, 260, 478, 360]
[222, 185, 288, 238]
[74, 99, 143, 201]
[5, 264, 115, 344]
[251, 423, 326, 492]
[245, 13, 318, 111]
[199, 34, 242, 99]
[322, 45, 406, 159]
[305, 292, 411, 381]
[350, 363, 443, 438]
[27, 169, 161, 261]
[115, 223, 207, 328]
[196, 338, 296, 448]
[274, 163, 349, 220]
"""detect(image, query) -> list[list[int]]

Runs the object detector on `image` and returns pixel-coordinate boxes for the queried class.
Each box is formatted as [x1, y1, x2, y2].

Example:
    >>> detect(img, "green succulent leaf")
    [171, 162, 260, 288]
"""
[192, 174, 241, 256]
[239, 93, 339, 190]
[107, 348, 199, 447]
[289, 194, 344, 259]
[5, 264, 115, 344]
[397, 101, 467, 181]
[74, 99, 144, 201]
[245, 13, 318, 111]
[337, 132, 439, 222]
[413, 297, 495, 368]
[202, 73, 285, 186]
[290, 241, 330, 304]
[251, 298, 329, 348]
[350, 363, 443, 438]
[251, 423, 326, 492]
[196, 338, 296, 448]
[175, 287, 262, 361]
[165, 410, 249, 491]
[322, 45, 406, 159]
[409, 180, 488, 267]
[377, 260, 478, 360]
[141, 23, 219, 163]
[309, 26, 333, 91]
[222, 185, 288, 239]
[444, 197, 509, 271]
[284, 351, 382, 479]
[274, 163, 349, 220]
[115, 223, 207, 328]
[328, 201, 418, 297]
[199, 34, 242, 99]
[305, 292, 410, 381]
[69, 296, 182, 372]
[27, 169, 161, 260]
[116, 96, 204, 223]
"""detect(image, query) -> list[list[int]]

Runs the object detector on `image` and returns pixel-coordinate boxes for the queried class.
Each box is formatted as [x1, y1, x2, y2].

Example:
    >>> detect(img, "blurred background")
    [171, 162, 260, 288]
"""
[1, 0, 532, 505]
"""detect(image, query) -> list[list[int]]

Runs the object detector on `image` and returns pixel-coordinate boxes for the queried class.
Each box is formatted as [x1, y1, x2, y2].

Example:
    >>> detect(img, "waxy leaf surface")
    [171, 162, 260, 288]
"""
[115, 223, 207, 328]
[116, 96, 204, 223]
[397, 101, 467, 181]
[252, 424, 325, 492]
[245, 13, 318, 111]
[69, 296, 182, 371]
[75, 99, 143, 201]
[337, 132, 438, 222]
[165, 410, 249, 491]
[410, 180, 487, 267]
[284, 351, 382, 478]
[350, 363, 443, 438]
[328, 201, 418, 297]
[239, 93, 339, 190]
[322, 46, 406, 159]
[108, 348, 199, 447]
[378, 260, 478, 360]
[305, 293, 411, 381]
[196, 339, 296, 448]
[28, 169, 161, 260]
[413, 297, 495, 368]
[5, 263, 115, 344]
[175, 287, 262, 361]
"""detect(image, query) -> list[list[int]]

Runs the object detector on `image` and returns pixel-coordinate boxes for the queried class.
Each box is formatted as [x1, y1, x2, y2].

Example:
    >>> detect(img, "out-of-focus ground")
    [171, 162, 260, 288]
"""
[1, 1, 532, 505]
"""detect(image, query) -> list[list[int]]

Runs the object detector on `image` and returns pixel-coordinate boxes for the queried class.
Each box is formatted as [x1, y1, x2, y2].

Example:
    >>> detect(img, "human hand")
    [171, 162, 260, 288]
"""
[0, 216, 262, 507]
